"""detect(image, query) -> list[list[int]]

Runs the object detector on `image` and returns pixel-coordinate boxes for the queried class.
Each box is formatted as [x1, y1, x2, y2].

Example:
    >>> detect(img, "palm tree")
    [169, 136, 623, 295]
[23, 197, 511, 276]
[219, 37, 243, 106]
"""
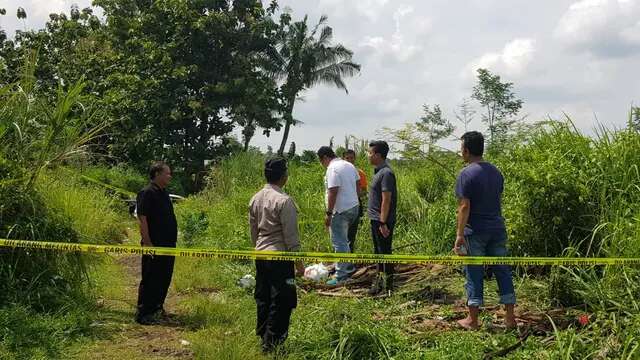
[267, 14, 361, 155]
[16, 7, 27, 30]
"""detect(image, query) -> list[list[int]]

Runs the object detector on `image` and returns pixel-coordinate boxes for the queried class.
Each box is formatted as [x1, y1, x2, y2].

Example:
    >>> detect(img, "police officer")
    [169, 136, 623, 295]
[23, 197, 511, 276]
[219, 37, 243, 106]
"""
[249, 158, 304, 352]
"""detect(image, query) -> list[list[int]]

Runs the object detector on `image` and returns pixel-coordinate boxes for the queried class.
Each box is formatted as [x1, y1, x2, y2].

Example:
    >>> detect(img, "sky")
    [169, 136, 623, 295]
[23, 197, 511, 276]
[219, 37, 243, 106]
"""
[1, 0, 639, 152]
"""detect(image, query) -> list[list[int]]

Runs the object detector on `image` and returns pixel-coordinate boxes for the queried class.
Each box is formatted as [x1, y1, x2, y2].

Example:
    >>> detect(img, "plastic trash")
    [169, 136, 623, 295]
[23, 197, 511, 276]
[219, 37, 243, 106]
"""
[238, 274, 256, 289]
[304, 264, 329, 282]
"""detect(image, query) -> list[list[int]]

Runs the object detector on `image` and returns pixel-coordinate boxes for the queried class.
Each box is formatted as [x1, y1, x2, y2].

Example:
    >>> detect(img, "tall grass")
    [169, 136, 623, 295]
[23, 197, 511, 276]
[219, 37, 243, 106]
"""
[176, 118, 640, 358]
[0, 53, 108, 190]
[36, 170, 127, 244]
[498, 121, 640, 259]
[79, 165, 147, 195]
[0, 166, 129, 358]
[177, 150, 460, 254]
[0, 57, 128, 358]
[183, 120, 640, 265]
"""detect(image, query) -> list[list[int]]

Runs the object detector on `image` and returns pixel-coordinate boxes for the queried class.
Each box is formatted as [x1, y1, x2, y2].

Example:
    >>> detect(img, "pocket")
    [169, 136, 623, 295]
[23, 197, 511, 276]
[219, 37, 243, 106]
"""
[278, 278, 298, 309]
[461, 236, 471, 256]
[464, 235, 480, 256]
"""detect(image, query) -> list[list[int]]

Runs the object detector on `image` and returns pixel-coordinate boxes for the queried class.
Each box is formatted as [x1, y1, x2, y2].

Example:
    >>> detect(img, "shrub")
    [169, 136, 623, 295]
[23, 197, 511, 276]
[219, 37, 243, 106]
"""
[181, 210, 209, 247]
[498, 123, 597, 257]
[414, 167, 451, 204]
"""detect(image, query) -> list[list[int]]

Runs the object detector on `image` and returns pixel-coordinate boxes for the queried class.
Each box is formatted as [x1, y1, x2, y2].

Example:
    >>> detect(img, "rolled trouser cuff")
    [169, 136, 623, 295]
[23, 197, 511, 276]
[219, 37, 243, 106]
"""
[467, 297, 483, 307]
[499, 293, 516, 305]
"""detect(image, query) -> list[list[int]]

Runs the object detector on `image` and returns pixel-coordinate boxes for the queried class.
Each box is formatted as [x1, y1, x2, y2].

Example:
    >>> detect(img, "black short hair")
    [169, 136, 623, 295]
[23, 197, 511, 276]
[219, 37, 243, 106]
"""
[461, 131, 484, 157]
[343, 149, 356, 157]
[149, 161, 169, 180]
[369, 140, 389, 159]
[264, 157, 288, 184]
[316, 146, 336, 160]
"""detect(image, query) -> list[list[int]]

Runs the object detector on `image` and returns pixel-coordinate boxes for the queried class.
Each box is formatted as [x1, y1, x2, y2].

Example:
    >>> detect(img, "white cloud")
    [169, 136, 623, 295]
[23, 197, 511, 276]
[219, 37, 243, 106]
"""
[355, 0, 391, 22]
[620, 20, 640, 44]
[555, 0, 640, 56]
[358, 4, 429, 63]
[28, 0, 69, 18]
[318, 0, 390, 22]
[379, 98, 401, 113]
[354, 81, 400, 102]
[393, 4, 414, 20]
[464, 38, 536, 78]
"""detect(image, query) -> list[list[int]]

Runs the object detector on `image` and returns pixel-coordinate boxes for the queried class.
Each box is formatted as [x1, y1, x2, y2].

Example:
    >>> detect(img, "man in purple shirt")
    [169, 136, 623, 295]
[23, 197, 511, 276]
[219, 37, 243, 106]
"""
[454, 131, 516, 330]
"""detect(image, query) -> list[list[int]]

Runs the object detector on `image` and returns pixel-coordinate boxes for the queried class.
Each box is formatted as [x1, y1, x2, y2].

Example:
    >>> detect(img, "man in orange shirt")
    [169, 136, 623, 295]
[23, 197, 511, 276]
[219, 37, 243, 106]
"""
[343, 149, 367, 252]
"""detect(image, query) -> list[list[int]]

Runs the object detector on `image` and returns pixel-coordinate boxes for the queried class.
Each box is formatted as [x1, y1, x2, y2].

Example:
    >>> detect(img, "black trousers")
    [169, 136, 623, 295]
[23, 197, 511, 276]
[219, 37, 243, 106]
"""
[347, 215, 360, 254]
[255, 260, 297, 351]
[371, 220, 394, 278]
[136, 250, 175, 319]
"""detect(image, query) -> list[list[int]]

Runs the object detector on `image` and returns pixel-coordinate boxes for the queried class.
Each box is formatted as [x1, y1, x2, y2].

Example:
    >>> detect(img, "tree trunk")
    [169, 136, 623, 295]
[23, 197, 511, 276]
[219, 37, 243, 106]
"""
[277, 120, 292, 156]
[277, 97, 296, 156]
[243, 136, 251, 152]
[242, 123, 255, 152]
[242, 118, 256, 152]
[183, 158, 206, 194]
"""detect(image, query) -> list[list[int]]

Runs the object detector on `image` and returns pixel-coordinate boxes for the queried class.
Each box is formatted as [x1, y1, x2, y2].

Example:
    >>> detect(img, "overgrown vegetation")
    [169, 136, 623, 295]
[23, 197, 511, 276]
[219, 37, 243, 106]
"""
[0, 1, 639, 359]
[169, 120, 640, 359]
[0, 59, 128, 358]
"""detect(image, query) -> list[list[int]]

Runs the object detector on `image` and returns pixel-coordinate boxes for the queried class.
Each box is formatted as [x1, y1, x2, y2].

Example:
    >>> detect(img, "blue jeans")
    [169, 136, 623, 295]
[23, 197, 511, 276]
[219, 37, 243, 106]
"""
[464, 230, 516, 307]
[330, 206, 359, 281]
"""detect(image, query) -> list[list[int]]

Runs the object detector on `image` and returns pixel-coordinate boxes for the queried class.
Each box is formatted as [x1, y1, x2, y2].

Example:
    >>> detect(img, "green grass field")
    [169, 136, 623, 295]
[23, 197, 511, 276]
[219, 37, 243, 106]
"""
[2, 122, 640, 359]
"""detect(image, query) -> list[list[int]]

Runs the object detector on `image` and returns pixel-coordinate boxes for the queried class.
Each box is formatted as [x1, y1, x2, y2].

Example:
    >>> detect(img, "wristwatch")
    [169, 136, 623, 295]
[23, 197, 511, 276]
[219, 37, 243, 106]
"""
[326, 210, 333, 216]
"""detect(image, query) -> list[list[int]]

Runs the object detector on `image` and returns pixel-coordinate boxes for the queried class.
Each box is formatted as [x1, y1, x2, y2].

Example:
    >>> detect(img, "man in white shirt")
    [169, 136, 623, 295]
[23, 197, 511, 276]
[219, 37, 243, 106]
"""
[317, 146, 360, 285]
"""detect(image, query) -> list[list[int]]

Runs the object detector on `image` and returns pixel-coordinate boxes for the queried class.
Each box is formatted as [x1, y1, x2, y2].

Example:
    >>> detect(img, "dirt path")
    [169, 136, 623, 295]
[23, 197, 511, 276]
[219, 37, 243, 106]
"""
[70, 248, 195, 359]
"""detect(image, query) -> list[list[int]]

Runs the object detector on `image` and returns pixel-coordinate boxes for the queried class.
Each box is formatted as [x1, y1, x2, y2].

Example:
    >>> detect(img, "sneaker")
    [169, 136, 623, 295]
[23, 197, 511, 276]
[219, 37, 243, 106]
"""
[158, 308, 173, 320]
[381, 275, 394, 293]
[368, 275, 382, 296]
[369, 275, 393, 296]
[367, 285, 382, 296]
[135, 308, 164, 325]
[135, 314, 159, 325]
[326, 277, 346, 286]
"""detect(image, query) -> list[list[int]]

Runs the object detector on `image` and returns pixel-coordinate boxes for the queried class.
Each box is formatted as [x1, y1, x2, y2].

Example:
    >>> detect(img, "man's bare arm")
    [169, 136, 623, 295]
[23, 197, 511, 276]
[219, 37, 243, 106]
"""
[454, 198, 470, 255]
[378, 191, 392, 237]
[327, 187, 339, 213]
[380, 191, 391, 224]
[325, 187, 339, 228]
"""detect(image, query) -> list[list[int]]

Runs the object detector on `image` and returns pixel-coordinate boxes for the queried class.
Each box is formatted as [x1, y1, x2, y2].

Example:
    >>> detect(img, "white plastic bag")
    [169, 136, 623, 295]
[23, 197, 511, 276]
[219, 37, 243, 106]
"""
[238, 274, 256, 289]
[304, 264, 329, 282]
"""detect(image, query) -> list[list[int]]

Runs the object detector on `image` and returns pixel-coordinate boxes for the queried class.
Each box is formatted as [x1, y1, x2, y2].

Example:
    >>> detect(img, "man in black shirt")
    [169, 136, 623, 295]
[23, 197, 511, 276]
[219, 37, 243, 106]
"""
[135, 161, 178, 325]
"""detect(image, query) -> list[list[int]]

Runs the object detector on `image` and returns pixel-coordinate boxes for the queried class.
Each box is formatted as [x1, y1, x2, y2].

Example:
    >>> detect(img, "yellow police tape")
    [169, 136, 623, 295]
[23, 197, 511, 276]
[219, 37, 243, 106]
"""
[2, 238, 640, 266]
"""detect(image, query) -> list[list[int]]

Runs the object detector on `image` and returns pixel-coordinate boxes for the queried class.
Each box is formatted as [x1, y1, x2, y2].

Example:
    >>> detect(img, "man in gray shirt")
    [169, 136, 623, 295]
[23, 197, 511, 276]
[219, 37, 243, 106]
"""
[367, 140, 397, 295]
